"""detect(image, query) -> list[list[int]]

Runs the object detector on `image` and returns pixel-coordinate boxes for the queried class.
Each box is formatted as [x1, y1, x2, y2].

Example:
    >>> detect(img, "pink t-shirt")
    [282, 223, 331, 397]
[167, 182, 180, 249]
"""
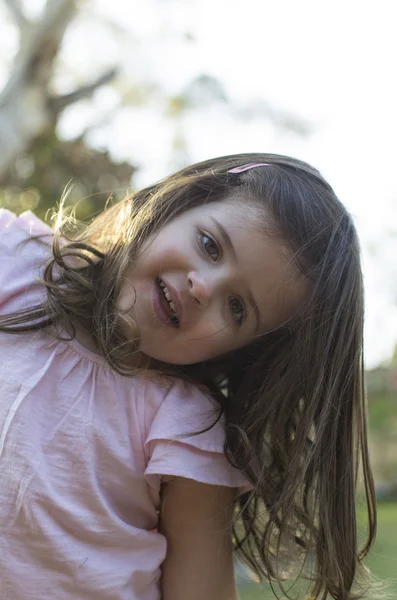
[0, 209, 248, 600]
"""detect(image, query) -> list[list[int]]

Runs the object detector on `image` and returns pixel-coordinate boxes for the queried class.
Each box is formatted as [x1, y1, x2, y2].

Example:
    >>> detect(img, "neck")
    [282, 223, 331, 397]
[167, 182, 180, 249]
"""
[72, 318, 101, 355]
[71, 317, 150, 370]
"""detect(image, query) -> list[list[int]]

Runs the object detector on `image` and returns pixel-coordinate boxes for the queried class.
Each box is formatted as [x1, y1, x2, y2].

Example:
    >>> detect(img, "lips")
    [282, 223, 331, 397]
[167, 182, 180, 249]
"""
[153, 277, 181, 328]
[160, 278, 183, 325]
[159, 279, 178, 316]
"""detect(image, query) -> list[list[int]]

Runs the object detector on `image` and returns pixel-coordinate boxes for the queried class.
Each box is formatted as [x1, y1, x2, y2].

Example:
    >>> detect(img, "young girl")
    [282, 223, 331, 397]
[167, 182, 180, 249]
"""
[0, 153, 376, 600]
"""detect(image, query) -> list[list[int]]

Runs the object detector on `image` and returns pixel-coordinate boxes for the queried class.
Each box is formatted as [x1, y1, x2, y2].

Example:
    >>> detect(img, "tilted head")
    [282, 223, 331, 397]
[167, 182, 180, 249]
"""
[116, 178, 308, 365]
[101, 152, 362, 382]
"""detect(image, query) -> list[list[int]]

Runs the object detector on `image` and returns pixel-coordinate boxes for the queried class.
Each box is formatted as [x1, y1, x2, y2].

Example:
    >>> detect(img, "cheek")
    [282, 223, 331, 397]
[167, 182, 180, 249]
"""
[143, 240, 186, 270]
[148, 224, 191, 254]
[117, 275, 137, 313]
[185, 320, 239, 360]
[190, 313, 230, 340]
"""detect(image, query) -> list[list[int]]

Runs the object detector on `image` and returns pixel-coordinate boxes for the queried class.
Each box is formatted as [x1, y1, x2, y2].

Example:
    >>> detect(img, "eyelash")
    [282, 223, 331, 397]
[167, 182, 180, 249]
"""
[198, 231, 221, 262]
[197, 230, 247, 326]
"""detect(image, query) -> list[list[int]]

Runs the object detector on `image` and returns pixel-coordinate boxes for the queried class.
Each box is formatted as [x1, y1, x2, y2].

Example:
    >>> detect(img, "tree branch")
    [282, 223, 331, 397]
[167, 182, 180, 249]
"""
[48, 68, 118, 114]
[0, 0, 77, 179]
[3, 0, 30, 31]
[0, 0, 76, 105]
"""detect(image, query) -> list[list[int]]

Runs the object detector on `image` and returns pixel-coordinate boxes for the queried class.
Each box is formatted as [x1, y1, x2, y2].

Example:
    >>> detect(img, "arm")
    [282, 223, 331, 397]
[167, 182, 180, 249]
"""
[159, 476, 238, 600]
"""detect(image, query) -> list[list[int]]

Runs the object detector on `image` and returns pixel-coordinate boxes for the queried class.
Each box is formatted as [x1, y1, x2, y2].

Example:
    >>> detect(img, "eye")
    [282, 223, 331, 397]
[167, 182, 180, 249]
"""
[228, 296, 246, 326]
[198, 231, 221, 262]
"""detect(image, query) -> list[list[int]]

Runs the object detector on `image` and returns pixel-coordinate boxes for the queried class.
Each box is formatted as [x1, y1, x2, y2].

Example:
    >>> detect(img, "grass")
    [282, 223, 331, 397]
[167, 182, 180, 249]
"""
[238, 502, 397, 599]
[368, 392, 397, 431]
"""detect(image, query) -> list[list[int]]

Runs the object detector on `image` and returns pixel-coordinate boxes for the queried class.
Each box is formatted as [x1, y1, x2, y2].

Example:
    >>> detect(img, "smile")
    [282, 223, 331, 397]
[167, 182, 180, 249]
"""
[159, 279, 178, 315]
[153, 277, 180, 328]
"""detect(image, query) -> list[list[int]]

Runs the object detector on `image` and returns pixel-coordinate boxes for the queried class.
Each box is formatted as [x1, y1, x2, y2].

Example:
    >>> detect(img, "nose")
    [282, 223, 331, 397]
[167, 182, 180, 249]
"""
[187, 271, 215, 308]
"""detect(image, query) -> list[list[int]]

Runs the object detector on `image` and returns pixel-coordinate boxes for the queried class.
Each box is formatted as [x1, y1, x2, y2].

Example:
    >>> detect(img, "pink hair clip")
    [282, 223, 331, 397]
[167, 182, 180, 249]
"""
[228, 163, 271, 173]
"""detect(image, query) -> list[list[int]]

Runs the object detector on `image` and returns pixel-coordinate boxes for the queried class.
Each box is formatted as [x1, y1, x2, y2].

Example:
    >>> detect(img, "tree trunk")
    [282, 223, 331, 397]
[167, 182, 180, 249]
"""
[0, 0, 78, 180]
[0, 0, 115, 182]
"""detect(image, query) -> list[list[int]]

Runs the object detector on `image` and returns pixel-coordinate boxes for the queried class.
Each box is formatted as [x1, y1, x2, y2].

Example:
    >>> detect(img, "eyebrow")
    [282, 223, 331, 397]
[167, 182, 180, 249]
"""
[210, 217, 261, 333]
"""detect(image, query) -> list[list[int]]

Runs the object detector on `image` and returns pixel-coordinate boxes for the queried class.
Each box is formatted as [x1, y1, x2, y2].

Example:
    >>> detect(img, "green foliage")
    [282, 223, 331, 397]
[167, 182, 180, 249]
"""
[0, 131, 135, 222]
[366, 372, 397, 485]
[368, 392, 397, 432]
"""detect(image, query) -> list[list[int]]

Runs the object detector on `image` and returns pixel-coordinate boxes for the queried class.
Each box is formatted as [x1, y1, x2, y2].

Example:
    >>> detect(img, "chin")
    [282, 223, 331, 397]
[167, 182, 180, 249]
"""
[149, 355, 200, 366]
[142, 349, 209, 366]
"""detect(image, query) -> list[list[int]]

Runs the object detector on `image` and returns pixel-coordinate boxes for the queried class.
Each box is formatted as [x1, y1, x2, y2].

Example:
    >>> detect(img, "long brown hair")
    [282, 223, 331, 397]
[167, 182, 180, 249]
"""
[0, 153, 377, 599]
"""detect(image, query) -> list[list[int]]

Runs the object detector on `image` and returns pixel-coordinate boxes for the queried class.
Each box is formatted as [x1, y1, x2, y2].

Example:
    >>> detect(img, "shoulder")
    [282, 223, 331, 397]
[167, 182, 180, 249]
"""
[144, 372, 216, 409]
[141, 373, 250, 493]
[0, 209, 52, 239]
[0, 210, 53, 259]
[0, 210, 52, 311]
[139, 373, 221, 445]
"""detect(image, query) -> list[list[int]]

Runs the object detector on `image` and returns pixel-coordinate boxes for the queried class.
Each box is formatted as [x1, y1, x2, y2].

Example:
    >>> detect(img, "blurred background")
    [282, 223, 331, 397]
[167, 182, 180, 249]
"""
[0, 0, 396, 597]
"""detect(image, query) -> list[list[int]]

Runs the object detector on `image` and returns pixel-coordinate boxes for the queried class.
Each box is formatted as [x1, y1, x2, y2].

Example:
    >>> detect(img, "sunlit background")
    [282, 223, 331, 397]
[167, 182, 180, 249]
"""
[1, 1, 396, 597]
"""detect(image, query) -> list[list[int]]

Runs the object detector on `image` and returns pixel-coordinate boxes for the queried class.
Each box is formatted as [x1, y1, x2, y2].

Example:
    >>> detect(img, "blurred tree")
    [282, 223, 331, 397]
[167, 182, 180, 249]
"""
[0, 0, 117, 179]
[0, 0, 311, 220]
[0, 0, 125, 219]
[1, 132, 134, 220]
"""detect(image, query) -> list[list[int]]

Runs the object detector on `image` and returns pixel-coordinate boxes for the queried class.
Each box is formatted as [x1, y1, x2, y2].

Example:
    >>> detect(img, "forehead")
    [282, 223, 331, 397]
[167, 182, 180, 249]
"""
[192, 198, 308, 331]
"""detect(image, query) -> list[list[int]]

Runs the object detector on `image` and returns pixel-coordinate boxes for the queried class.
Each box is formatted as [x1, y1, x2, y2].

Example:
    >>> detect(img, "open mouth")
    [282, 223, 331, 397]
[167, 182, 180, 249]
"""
[156, 277, 180, 327]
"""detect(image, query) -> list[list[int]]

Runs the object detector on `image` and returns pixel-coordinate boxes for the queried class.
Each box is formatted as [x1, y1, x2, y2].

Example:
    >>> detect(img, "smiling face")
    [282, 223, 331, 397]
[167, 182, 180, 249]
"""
[117, 197, 307, 365]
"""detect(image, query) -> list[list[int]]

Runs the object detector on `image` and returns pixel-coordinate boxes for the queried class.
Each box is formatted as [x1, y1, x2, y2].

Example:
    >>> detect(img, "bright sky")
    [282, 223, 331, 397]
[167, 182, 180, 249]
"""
[1, 0, 397, 367]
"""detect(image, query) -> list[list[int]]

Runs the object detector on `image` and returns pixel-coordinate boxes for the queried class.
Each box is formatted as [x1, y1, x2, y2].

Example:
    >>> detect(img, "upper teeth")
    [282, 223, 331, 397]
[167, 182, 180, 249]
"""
[159, 280, 177, 315]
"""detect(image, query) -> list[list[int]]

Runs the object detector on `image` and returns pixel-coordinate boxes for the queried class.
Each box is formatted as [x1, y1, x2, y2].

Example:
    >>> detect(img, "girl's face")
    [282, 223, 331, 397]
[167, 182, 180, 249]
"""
[117, 198, 307, 365]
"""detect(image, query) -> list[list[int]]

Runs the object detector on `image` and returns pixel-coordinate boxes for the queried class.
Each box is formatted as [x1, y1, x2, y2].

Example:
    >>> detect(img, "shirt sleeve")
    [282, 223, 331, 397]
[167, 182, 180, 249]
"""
[0, 209, 52, 313]
[0, 209, 52, 239]
[143, 377, 251, 495]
